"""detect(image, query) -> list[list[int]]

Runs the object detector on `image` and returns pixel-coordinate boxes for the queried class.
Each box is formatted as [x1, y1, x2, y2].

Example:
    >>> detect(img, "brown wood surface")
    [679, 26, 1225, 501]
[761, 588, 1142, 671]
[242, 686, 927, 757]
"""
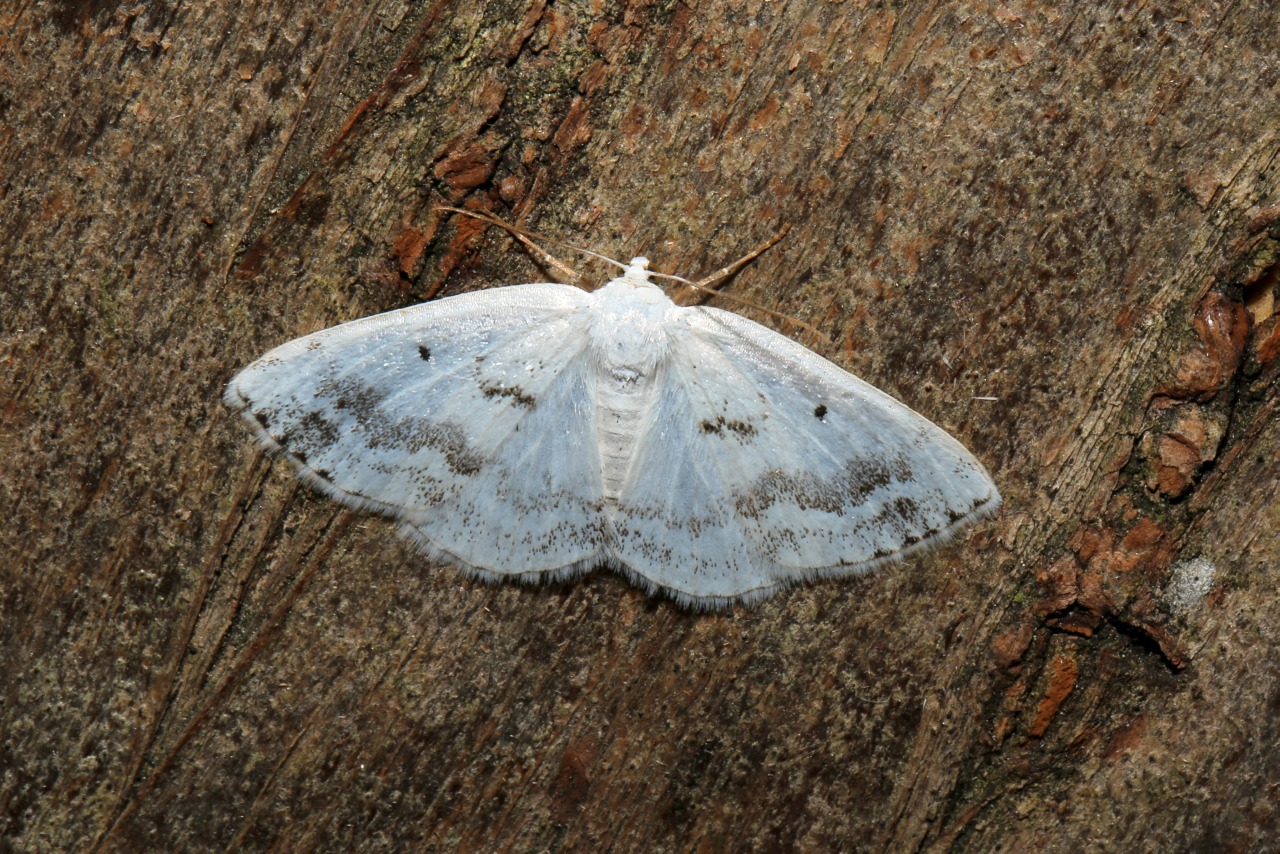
[3, 1, 1279, 850]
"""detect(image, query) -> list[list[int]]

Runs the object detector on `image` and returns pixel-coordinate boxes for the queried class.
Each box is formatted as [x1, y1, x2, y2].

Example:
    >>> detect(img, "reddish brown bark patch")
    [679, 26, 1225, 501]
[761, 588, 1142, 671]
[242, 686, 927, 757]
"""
[1027, 654, 1080, 738]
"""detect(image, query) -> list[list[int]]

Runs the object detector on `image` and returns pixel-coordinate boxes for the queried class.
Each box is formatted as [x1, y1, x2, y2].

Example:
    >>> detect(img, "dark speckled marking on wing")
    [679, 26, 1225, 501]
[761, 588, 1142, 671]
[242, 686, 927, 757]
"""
[735, 454, 914, 518]
[698, 415, 757, 439]
[312, 373, 486, 475]
[479, 381, 536, 409]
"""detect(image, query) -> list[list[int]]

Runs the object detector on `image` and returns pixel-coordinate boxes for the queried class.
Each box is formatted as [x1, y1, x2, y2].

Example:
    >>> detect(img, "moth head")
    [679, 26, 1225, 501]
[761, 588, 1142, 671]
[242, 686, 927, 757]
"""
[623, 256, 652, 282]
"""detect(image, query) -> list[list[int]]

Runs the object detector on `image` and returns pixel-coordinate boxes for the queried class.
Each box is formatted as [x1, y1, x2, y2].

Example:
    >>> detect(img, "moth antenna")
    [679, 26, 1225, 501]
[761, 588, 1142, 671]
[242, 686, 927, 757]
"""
[437, 206, 634, 283]
[691, 225, 791, 291]
[439, 210, 822, 343]
[676, 226, 829, 344]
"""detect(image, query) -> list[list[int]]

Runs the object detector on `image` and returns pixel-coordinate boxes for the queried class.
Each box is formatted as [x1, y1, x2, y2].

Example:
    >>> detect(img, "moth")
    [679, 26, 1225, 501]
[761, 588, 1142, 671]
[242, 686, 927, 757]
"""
[226, 241, 999, 608]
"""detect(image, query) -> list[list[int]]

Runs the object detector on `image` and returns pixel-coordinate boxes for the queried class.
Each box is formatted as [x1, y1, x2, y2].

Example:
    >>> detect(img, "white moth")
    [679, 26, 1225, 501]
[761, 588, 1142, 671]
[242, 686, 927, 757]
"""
[226, 256, 1000, 608]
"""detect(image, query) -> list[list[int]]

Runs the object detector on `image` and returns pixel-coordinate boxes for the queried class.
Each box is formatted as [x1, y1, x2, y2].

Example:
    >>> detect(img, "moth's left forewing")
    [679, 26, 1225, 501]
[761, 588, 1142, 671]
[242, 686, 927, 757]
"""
[225, 284, 604, 524]
[680, 307, 1001, 572]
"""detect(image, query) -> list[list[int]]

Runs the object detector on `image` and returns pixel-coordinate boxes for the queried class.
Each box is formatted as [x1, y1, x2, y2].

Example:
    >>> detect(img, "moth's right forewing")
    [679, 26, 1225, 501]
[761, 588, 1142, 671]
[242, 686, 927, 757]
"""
[684, 307, 1001, 567]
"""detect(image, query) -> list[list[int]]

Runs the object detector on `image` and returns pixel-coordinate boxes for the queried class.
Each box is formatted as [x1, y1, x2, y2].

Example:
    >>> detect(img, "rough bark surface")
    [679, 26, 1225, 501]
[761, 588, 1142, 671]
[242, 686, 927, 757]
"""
[3, 1, 1279, 851]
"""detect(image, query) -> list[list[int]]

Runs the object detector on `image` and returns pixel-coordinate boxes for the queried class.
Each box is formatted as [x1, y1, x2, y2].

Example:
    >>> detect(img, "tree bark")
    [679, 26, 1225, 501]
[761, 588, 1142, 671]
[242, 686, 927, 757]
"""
[3, 1, 1278, 850]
